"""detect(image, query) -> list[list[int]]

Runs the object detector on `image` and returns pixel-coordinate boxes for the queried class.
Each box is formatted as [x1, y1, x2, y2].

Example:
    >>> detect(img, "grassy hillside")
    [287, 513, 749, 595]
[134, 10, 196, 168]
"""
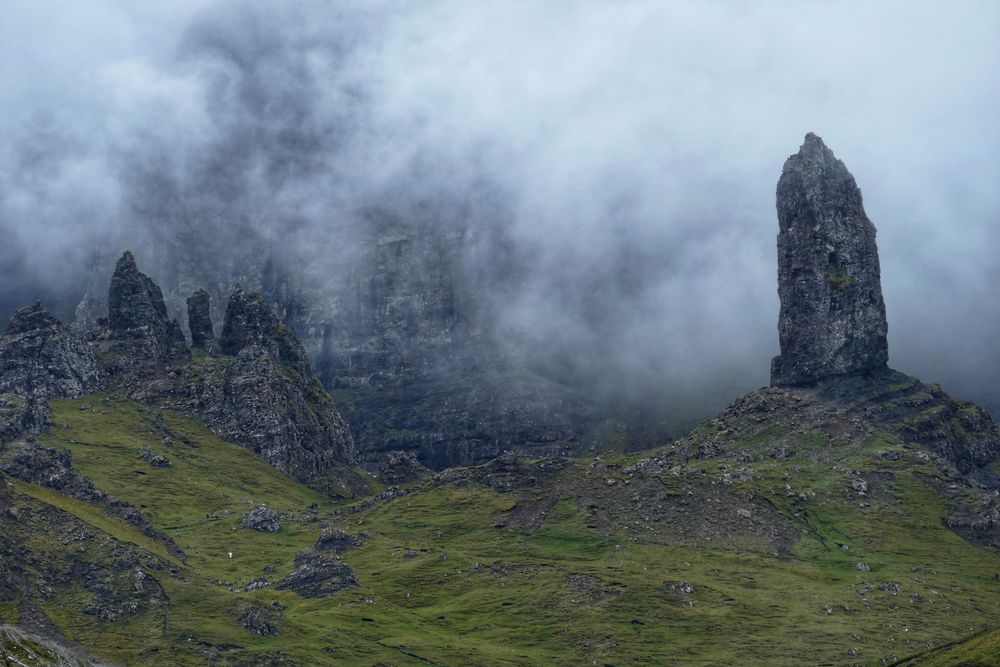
[0, 392, 998, 665]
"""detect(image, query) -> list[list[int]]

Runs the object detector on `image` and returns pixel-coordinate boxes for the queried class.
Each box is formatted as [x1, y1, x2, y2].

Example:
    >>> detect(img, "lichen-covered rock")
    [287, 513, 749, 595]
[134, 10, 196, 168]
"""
[0, 303, 98, 400]
[771, 133, 888, 386]
[242, 505, 280, 533]
[185, 289, 217, 352]
[106, 251, 189, 367]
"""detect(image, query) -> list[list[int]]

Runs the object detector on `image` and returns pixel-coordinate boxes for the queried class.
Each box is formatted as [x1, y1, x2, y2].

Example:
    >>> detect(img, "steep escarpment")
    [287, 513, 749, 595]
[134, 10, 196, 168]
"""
[0, 303, 98, 399]
[0, 303, 99, 436]
[151, 285, 358, 494]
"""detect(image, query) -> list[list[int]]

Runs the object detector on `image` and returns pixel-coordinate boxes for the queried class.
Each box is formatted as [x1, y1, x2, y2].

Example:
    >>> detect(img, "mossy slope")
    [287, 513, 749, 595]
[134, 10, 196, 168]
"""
[0, 391, 998, 665]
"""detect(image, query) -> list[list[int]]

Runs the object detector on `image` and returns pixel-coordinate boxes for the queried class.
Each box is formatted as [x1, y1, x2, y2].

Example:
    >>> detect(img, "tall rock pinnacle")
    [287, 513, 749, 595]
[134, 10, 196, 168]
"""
[107, 251, 189, 367]
[770, 133, 889, 386]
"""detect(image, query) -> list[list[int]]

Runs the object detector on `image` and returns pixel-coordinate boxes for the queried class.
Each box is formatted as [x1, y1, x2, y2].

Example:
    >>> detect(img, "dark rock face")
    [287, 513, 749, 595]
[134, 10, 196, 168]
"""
[0, 395, 49, 441]
[314, 528, 361, 553]
[219, 285, 284, 358]
[185, 289, 216, 351]
[376, 450, 432, 485]
[341, 365, 600, 470]
[107, 251, 189, 367]
[771, 133, 889, 387]
[151, 285, 358, 493]
[275, 549, 357, 598]
[242, 505, 280, 533]
[0, 303, 97, 400]
[74, 221, 604, 470]
[237, 603, 281, 636]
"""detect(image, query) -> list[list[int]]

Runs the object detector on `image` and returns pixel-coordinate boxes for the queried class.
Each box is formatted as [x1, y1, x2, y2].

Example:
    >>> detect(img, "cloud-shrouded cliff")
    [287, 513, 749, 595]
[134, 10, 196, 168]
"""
[1, 1, 998, 462]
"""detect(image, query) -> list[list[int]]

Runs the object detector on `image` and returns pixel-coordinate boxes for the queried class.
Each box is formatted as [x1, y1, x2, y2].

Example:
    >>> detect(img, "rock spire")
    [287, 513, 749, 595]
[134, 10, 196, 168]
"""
[107, 251, 189, 366]
[771, 133, 889, 386]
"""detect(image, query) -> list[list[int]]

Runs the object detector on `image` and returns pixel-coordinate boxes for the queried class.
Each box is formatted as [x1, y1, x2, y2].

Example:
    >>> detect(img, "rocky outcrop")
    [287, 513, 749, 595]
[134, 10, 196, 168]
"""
[219, 285, 282, 356]
[691, 367, 1000, 474]
[0, 303, 97, 400]
[106, 251, 188, 368]
[0, 440, 184, 560]
[150, 284, 358, 494]
[314, 528, 362, 553]
[771, 133, 888, 387]
[275, 548, 357, 598]
[185, 289, 217, 352]
[242, 505, 280, 533]
[0, 304, 97, 439]
[376, 450, 432, 485]
[0, 395, 49, 442]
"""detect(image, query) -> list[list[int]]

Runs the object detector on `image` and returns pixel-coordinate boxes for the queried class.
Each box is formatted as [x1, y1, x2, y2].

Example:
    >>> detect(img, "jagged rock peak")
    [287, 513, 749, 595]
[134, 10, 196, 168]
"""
[771, 133, 889, 387]
[219, 284, 279, 356]
[0, 302, 97, 401]
[109, 251, 168, 331]
[154, 282, 360, 488]
[107, 250, 189, 366]
[186, 289, 216, 350]
[5, 302, 59, 336]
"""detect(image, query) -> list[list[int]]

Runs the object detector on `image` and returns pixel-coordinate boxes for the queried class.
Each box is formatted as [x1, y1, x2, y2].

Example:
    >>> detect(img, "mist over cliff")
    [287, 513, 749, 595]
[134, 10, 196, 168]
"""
[1, 0, 998, 419]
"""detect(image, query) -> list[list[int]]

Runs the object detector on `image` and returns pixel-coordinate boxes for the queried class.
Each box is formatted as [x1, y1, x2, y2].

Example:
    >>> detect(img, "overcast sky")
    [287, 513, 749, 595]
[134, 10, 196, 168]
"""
[1, 0, 997, 413]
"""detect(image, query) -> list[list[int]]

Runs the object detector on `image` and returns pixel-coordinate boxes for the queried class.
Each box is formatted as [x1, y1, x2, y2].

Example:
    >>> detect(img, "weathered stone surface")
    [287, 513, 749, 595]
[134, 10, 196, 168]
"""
[0, 303, 97, 400]
[0, 395, 49, 441]
[376, 450, 431, 485]
[74, 222, 605, 471]
[107, 251, 189, 367]
[148, 285, 358, 494]
[242, 505, 280, 533]
[137, 447, 171, 468]
[314, 528, 361, 553]
[275, 549, 357, 598]
[237, 603, 281, 636]
[219, 285, 284, 359]
[185, 289, 216, 351]
[771, 133, 888, 386]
